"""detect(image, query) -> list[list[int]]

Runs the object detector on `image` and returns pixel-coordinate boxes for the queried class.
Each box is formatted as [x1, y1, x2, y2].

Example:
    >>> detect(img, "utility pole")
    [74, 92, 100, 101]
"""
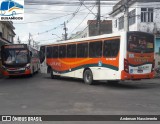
[17, 36, 21, 44]
[33, 40, 35, 47]
[97, 0, 101, 35]
[63, 22, 68, 40]
[124, 0, 129, 31]
[28, 33, 31, 45]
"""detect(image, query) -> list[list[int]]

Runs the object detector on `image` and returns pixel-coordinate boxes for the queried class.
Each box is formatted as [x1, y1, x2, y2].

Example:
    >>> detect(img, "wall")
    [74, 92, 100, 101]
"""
[0, 21, 15, 43]
[136, 2, 160, 33]
[112, 2, 160, 33]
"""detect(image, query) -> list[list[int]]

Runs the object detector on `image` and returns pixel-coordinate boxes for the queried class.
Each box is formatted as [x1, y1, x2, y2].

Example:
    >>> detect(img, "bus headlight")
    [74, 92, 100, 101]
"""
[26, 64, 30, 70]
[1, 65, 6, 70]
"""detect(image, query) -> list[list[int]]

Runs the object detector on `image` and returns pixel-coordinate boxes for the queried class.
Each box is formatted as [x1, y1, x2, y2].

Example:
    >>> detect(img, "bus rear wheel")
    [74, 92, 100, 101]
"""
[50, 69, 55, 79]
[83, 69, 93, 85]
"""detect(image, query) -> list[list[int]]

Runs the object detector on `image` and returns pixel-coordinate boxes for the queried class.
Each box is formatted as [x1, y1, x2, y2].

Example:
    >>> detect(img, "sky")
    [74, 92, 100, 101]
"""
[13, 0, 118, 45]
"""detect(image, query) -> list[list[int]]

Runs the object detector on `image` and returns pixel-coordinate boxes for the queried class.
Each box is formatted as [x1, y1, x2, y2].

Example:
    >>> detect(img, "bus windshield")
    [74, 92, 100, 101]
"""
[3, 49, 29, 65]
[127, 32, 154, 53]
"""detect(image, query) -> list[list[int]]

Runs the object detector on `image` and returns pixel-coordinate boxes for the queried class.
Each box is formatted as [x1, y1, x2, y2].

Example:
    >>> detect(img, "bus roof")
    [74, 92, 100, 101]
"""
[40, 31, 154, 47]
[42, 31, 124, 47]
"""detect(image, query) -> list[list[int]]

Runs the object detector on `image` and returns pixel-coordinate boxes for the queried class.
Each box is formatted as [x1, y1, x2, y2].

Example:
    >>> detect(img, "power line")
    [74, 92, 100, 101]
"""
[70, 4, 96, 35]
[25, 0, 118, 6]
[14, 13, 74, 24]
[66, 1, 83, 23]
[24, 1, 85, 37]
[79, 0, 97, 16]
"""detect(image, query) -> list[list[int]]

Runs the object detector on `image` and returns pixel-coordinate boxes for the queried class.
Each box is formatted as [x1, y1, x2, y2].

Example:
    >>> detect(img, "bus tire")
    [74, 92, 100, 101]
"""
[51, 69, 55, 79]
[83, 69, 94, 85]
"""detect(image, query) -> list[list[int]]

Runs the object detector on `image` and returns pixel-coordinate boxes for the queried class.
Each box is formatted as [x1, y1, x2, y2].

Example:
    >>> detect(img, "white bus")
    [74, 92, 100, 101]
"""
[40, 31, 155, 84]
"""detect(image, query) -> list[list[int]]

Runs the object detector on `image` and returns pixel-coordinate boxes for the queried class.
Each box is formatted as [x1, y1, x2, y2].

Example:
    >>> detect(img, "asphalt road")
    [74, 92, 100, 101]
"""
[0, 73, 160, 123]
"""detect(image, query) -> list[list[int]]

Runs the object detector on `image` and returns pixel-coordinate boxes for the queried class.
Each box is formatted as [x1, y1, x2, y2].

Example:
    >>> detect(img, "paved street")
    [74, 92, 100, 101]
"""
[0, 73, 160, 116]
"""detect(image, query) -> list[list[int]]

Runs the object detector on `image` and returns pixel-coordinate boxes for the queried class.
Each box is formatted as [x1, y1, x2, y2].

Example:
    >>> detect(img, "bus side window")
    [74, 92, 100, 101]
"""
[77, 43, 88, 58]
[46, 47, 53, 58]
[67, 44, 76, 58]
[89, 41, 102, 58]
[59, 45, 66, 58]
[103, 39, 120, 58]
[52, 46, 58, 58]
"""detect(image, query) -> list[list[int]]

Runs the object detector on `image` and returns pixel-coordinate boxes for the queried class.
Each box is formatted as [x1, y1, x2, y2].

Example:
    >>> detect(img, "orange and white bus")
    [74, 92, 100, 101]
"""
[40, 31, 155, 84]
[1, 44, 40, 77]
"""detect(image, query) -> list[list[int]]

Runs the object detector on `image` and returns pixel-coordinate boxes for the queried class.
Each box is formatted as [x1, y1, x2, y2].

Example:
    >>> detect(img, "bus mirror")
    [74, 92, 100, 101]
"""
[30, 51, 33, 56]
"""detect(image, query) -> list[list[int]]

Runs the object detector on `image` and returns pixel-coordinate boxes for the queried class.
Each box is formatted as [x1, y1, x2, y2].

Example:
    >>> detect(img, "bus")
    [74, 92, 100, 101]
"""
[0, 0, 23, 16]
[1, 44, 40, 77]
[39, 31, 155, 84]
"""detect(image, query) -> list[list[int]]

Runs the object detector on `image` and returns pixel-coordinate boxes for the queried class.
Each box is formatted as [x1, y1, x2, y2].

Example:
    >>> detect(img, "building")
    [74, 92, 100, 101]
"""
[69, 20, 112, 39]
[110, 0, 160, 34]
[87, 20, 112, 36]
[110, 0, 160, 75]
[0, 21, 15, 77]
[0, 21, 15, 44]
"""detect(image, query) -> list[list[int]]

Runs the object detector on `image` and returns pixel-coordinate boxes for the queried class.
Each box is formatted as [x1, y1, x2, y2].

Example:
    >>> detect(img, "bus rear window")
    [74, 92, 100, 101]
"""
[127, 32, 154, 53]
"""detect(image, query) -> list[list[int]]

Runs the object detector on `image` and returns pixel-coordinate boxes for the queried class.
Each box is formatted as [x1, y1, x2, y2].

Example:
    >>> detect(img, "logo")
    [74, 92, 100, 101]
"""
[98, 61, 102, 67]
[0, 0, 24, 21]
[2, 116, 11, 121]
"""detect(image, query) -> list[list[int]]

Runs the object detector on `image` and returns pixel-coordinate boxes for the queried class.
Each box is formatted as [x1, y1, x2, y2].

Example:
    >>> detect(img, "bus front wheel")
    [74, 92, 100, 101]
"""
[83, 69, 93, 85]
[51, 69, 55, 79]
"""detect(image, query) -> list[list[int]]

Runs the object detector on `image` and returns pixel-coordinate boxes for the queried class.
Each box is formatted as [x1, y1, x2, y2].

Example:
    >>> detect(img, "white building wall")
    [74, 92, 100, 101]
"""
[0, 22, 15, 44]
[112, 2, 160, 33]
[136, 2, 160, 33]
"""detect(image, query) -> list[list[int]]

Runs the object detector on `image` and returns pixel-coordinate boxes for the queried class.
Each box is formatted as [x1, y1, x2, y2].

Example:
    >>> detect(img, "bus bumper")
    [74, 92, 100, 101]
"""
[2, 70, 31, 76]
[121, 71, 154, 80]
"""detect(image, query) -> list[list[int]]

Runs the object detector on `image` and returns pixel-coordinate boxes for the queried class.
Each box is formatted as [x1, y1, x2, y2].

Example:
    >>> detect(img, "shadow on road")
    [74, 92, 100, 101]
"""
[0, 73, 40, 86]
[43, 75, 160, 90]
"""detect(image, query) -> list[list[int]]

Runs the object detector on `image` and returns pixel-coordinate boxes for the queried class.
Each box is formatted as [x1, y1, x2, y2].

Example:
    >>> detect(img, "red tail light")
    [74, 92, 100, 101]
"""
[124, 59, 129, 73]
[152, 59, 155, 71]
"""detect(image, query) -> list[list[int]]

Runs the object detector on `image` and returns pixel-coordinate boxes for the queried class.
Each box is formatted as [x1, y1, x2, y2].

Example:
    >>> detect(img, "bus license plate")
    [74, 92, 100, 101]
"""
[137, 70, 143, 73]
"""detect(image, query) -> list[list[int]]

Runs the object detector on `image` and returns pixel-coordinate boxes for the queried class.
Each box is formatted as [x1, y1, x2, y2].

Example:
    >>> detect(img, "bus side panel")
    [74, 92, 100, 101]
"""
[48, 55, 121, 80]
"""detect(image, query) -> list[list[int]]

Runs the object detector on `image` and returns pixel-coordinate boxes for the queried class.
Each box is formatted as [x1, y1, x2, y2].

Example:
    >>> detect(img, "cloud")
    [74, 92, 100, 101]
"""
[13, 2, 114, 45]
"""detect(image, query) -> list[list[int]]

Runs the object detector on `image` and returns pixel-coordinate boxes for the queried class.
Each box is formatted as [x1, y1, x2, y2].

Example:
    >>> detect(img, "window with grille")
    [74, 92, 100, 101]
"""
[118, 16, 124, 30]
[141, 8, 153, 22]
[129, 9, 136, 25]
